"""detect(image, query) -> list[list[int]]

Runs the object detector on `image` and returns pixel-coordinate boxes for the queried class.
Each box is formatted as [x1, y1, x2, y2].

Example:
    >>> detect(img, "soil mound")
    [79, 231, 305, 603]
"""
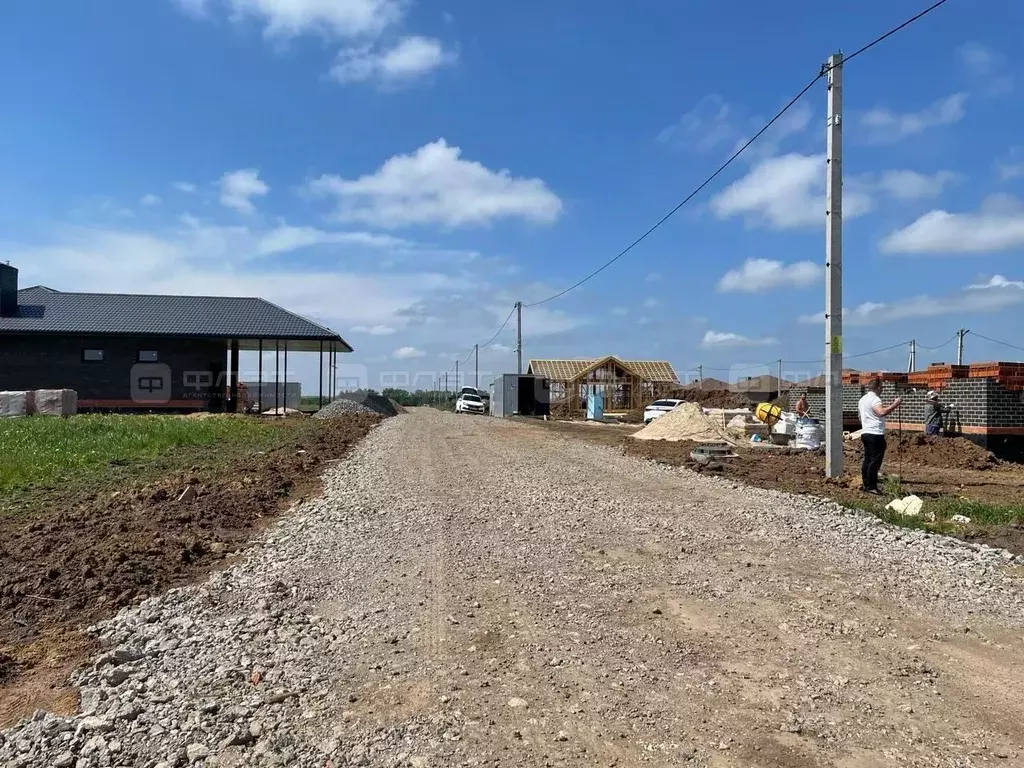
[632, 402, 740, 444]
[849, 433, 999, 471]
[669, 387, 752, 409]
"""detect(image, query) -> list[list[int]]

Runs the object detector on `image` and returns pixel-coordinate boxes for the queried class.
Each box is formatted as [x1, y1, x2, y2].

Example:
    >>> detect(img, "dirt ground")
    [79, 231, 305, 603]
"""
[0, 412, 381, 727]
[533, 419, 1024, 554]
[667, 387, 754, 409]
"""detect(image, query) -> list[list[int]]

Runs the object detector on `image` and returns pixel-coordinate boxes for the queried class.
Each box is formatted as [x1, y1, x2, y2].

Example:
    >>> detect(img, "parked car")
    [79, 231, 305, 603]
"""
[642, 398, 685, 424]
[461, 385, 490, 412]
[455, 392, 486, 414]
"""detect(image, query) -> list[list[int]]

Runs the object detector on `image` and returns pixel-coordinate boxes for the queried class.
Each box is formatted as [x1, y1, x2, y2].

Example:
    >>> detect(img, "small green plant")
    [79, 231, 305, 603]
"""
[882, 474, 906, 498]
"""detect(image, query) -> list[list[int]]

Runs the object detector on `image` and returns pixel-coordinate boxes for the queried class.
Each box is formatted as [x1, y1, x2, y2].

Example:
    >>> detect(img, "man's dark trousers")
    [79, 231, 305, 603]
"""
[861, 433, 886, 491]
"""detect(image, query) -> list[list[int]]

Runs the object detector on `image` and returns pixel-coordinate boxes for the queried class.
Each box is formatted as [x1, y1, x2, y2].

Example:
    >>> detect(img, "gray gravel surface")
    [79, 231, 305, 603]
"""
[313, 393, 398, 420]
[2, 409, 1023, 767]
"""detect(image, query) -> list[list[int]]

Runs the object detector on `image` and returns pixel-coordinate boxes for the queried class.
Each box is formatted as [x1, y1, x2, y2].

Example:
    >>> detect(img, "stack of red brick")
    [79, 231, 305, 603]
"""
[904, 361, 1024, 391]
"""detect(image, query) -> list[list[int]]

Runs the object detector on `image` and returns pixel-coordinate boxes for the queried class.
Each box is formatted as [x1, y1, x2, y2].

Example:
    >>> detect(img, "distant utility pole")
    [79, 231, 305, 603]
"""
[445, 372, 448, 396]
[824, 51, 844, 479]
[697, 365, 703, 389]
[455, 360, 459, 391]
[474, 343, 479, 389]
[515, 301, 523, 375]
[908, 339, 917, 373]
[957, 328, 970, 365]
[777, 359, 783, 397]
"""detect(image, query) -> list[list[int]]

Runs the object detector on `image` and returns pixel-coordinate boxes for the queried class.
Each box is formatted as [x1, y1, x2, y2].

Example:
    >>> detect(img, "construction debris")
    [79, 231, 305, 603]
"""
[885, 495, 926, 519]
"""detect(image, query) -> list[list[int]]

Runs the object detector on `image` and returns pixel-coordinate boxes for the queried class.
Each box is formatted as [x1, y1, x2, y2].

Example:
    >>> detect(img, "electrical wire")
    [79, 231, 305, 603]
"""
[478, 305, 517, 349]
[831, 0, 950, 68]
[917, 333, 957, 351]
[521, 0, 951, 309]
[523, 74, 822, 308]
[970, 332, 1024, 354]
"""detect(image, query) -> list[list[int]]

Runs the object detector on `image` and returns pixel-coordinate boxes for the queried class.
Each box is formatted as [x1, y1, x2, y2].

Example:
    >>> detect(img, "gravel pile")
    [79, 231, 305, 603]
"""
[312, 392, 398, 420]
[2, 409, 1022, 767]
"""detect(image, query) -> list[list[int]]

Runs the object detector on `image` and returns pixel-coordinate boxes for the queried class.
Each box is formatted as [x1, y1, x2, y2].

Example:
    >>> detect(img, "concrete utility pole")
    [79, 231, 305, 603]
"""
[824, 51, 844, 479]
[515, 302, 523, 375]
[445, 372, 448, 396]
[474, 344, 479, 389]
[777, 359, 783, 398]
[455, 360, 459, 392]
[957, 328, 969, 365]
[908, 339, 917, 373]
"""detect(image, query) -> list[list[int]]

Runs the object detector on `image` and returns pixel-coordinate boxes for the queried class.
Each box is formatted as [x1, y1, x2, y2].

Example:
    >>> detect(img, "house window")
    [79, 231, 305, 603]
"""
[82, 349, 104, 362]
[137, 350, 159, 362]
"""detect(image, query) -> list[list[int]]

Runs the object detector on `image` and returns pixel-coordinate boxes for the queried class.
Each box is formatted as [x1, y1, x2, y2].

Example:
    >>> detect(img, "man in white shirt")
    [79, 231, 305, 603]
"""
[858, 378, 903, 494]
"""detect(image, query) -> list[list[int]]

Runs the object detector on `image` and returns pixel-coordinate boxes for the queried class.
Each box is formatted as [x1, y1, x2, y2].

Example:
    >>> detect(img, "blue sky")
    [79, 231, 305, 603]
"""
[3, 0, 1024, 392]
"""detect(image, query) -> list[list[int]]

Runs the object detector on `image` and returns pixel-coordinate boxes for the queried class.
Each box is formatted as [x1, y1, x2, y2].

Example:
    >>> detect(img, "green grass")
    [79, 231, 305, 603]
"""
[845, 492, 1024, 534]
[0, 415, 285, 495]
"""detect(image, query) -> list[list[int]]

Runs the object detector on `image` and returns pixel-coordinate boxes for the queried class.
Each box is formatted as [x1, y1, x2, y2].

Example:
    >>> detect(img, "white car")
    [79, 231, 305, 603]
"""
[643, 398, 684, 424]
[455, 393, 486, 414]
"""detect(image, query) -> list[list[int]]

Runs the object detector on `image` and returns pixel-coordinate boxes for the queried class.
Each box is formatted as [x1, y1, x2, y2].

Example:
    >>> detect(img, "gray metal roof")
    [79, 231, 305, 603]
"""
[0, 286, 353, 351]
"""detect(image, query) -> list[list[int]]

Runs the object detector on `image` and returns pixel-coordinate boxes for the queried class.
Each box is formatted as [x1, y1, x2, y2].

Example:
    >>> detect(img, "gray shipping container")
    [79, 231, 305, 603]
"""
[490, 374, 551, 418]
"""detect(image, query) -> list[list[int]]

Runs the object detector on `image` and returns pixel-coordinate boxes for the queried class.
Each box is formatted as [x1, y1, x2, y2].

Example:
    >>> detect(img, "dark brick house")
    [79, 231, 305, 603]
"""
[0, 263, 352, 412]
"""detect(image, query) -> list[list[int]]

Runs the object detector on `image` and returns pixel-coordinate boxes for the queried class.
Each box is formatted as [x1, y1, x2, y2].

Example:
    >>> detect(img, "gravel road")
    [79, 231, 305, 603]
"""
[3, 408, 1023, 767]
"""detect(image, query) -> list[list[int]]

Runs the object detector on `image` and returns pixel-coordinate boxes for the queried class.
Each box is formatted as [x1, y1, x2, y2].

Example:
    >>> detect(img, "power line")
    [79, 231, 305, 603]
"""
[478, 305, 517, 349]
[522, 0, 952, 309]
[917, 333, 957, 351]
[834, 0, 950, 67]
[970, 332, 1024, 354]
[524, 74, 822, 308]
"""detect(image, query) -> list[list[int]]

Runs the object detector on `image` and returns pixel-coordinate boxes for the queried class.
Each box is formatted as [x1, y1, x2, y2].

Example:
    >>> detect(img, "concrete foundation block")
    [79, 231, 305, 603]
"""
[0, 390, 34, 417]
[32, 389, 78, 416]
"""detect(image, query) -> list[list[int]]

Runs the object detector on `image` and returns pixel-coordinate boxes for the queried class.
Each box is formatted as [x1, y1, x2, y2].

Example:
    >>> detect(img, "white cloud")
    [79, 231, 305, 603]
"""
[350, 324, 397, 335]
[140, 193, 162, 206]
[331, 36, 455, 86]
[611, 307, 628, 316]
[858, 93, 967, 144]
[718, 258, 820, 293]
[0, 222, 472, 335]
[701, 330, 778, 348]
[490, 343, 513, 353]
[880, 195, 1024, 254]
[799, 276, 1024, 326]
[220, 168, 269, 214]
[873, 170, 960, 200]
[1000, 163, 1024, 181]
[223, 0, 402, 39]
[642, 297, 660, 308]
[658, 95, 735, 153]
[637, 316, 652, 326]
[710, 153, 872, 229]
[305, 139, 563, 228]
[173, 0, 209, 17]
[172, 181, 197, 193]
[957, 42, 1013, 95]
[392, 346, 426, 359]
[255, 226, 408, 255]
[658, 95, 811, 160]
[968, 274, 1024, 290]
[645, 272, 662, 282]
[997, 148, 1024, 181]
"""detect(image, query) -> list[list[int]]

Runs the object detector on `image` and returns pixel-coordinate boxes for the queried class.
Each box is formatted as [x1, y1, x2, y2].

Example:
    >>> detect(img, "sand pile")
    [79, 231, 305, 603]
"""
[632, 402, 740, 444]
